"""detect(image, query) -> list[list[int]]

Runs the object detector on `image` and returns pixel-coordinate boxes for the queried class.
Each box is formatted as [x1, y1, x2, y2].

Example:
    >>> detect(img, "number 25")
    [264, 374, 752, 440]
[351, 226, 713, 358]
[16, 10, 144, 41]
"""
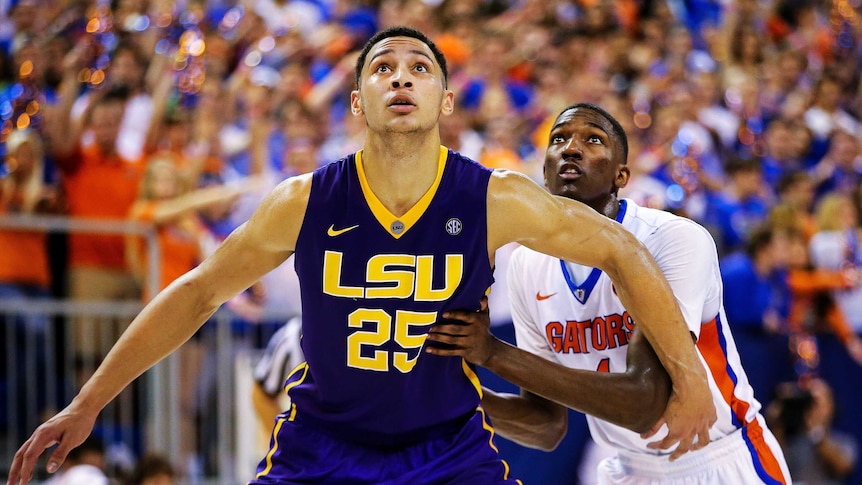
[347, 308, 437, 373]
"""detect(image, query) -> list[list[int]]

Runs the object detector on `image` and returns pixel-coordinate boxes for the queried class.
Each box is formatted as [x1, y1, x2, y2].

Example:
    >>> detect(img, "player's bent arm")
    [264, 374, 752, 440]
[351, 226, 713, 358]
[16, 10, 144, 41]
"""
[73, 175, 311, 419]
[487, 171, 714, 433]
[482, 388, 568, 451]
[477, 330, 669, 433]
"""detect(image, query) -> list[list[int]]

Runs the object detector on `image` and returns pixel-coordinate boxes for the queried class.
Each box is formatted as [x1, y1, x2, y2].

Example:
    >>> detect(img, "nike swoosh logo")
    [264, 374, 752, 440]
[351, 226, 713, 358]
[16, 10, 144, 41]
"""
[327, 224, 359, 237]
[536, 292, 556, 301]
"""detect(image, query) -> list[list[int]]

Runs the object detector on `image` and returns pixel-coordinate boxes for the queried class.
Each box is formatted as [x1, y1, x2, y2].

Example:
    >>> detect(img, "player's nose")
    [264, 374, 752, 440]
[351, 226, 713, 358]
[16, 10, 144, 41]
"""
[391, 67, 413, 89]
[562, 137, 583, 157]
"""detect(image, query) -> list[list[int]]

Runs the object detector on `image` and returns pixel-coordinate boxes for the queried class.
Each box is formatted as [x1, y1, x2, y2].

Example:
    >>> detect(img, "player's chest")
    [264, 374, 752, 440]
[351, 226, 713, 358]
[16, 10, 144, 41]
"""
[534, 271, 634, 371]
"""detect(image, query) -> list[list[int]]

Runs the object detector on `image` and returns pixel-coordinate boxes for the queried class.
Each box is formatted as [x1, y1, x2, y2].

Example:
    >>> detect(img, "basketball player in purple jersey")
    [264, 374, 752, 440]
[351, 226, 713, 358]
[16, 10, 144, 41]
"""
[9, 28, 715, 485]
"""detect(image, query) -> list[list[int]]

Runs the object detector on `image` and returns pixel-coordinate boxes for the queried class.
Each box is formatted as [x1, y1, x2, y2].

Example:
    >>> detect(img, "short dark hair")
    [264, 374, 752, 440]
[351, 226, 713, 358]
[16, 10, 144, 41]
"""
[129, 453, 175, 484]
[355, 26, 448, 89]
[67, 436, 104, 461]
[776, 171, 811, 196]
[557, 103, 629, 164]
[744, 223, 793, 257]
[725, 156, 761, 176]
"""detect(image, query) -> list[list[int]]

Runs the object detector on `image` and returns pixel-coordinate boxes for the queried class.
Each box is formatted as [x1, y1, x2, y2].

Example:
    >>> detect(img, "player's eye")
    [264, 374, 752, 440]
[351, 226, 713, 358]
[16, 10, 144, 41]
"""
[588, 135, 603, 144]
[550, 134, 566, 144]
[415, 63, 429, 72]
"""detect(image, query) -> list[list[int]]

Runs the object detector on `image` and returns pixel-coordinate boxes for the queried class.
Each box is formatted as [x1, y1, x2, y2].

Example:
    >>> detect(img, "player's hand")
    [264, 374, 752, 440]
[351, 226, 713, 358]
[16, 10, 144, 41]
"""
[641, 375, 716, 461]
[425, 297, 498, 365]
[7, 404, 98, 485]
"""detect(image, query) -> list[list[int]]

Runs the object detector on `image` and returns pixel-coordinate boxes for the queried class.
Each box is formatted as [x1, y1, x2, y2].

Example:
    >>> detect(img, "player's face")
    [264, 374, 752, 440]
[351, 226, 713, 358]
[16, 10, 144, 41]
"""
[351, 37, 453, 134]
[544, 108, 629, 209]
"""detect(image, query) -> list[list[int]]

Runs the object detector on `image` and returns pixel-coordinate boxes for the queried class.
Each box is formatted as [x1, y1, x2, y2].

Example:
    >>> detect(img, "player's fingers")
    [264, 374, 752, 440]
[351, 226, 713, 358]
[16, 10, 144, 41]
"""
[428, 325, 463, 337]
[11, 433, 54, 485]
[645, 428, 680, 451]
[668, 436, 694, 461]
[425, 332, 455, 345]
[441, 309, 475, 320]
[46, 440, 73, 474]
[424, 346, 460, 356]
[647, 436, 679, 450]
[7, 440, 29, 485]
[694, 427, 711, 450]
[640, 416, 665, 439]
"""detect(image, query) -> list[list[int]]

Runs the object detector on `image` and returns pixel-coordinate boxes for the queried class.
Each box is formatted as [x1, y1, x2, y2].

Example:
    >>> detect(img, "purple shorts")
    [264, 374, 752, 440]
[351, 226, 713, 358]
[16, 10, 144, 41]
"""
[248, 408, 522, 484]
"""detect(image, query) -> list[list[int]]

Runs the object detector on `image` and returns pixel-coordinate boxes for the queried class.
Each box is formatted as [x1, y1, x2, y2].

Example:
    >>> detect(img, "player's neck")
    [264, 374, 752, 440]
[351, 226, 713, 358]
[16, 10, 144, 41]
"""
[360, 133, 442, 217]
[590, 196, 620, 220]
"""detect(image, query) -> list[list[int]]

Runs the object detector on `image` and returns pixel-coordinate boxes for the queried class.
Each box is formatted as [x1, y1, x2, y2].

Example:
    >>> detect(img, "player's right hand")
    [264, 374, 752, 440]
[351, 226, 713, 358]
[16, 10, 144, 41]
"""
[641, 372, 716, 460]
[7, 404, 97, 485]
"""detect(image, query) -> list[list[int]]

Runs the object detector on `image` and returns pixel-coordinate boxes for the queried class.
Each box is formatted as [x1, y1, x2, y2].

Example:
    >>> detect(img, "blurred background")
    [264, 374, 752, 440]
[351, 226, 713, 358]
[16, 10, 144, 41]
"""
[1, 0, 862, 483]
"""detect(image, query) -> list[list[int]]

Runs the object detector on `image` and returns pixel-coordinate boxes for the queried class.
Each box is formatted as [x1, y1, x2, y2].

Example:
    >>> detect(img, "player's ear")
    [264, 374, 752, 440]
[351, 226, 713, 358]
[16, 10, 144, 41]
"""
[350, 90, 363, 116]
[615, 164, 630, 190]
[440, 89, 454, 116]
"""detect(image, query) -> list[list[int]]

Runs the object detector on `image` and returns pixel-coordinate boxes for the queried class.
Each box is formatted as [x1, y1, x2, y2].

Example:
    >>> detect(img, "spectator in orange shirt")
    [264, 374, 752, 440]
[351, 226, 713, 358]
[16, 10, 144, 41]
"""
[0, 128, 59, 442]
[127, 156, 256, 301]
[783, 228, 862, 371]
[46, 42, 147, 365]
[0, 128, 55, 295]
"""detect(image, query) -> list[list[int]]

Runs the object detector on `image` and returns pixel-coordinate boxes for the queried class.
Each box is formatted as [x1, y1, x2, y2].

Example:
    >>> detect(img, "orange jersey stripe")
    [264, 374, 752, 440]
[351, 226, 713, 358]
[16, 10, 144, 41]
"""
[743, 418, 789, 484]
[698, 317, 787, 484]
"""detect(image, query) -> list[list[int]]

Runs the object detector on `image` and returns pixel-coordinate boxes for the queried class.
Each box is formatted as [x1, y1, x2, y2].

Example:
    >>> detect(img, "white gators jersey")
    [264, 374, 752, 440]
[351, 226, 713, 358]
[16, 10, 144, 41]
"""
[508, 199, 768, 456]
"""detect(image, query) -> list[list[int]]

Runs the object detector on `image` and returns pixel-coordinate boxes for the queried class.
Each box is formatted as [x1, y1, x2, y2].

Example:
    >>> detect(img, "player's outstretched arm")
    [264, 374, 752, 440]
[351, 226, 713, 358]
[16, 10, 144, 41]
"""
[7, 175, 311, 485]
[485, 169, 715, 460]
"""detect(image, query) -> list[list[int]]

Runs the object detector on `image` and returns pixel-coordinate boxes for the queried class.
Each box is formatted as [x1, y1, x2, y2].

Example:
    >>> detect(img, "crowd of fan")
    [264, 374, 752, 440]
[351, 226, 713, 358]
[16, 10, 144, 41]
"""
[2, 0, 862, 483]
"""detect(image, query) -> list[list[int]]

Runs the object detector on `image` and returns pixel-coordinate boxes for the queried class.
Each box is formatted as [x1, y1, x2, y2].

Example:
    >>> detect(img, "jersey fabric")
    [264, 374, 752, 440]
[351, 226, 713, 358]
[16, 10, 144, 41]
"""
[597, 423, 786, 485]
[252, 147, 520, 484]
[508, 199, 790, 484]
[254, 316, 304, 398]
[252, 408, 520, 485]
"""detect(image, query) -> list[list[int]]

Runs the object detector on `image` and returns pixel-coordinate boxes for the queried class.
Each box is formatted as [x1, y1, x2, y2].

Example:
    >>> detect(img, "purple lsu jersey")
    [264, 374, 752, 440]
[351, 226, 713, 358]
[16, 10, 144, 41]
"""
[287, 146, 494, 447]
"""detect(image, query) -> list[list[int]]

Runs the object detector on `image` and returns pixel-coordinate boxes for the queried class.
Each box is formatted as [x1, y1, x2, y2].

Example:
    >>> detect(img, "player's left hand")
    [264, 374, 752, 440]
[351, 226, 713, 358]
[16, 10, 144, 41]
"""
[641, 373, 715, 461]
[425, 297, 499, 365]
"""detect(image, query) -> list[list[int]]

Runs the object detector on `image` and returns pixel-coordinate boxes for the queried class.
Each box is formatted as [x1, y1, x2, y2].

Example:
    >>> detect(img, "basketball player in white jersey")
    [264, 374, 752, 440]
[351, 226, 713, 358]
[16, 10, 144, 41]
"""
[427, 103, 792, 484]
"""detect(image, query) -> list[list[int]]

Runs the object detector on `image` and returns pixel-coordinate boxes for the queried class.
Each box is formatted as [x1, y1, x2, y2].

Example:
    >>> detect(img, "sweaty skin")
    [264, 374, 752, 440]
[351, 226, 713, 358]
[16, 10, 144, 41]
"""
[427, 106, 713, 458]
[8, 38, 714, 485]
[442, 298, 671, 449]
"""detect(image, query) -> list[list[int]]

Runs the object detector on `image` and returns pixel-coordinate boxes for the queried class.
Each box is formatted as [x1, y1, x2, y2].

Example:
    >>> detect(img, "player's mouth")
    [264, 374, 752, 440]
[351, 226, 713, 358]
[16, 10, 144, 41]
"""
[388, 95, 416, 113]
[557, 162, 583, 181]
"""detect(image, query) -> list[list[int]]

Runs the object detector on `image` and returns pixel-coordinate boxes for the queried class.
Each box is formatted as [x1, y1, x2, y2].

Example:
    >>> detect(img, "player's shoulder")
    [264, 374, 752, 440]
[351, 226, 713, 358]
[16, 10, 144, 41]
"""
[486, 168, 549, 218]
[246, 172, 314, 249]
[268, 171, 314, 206]
[446, 147, 489, 170]
[625, 200, 713, 241]
[488, 166, 538, 191]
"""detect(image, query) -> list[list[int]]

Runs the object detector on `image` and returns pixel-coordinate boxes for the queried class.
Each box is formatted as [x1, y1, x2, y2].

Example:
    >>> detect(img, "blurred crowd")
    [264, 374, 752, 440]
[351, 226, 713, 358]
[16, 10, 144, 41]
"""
[2, 0, 862, 483]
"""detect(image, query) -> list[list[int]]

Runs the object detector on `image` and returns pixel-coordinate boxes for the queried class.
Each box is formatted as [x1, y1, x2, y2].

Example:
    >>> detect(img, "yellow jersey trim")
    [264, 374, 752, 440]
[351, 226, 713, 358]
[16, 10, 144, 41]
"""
[462, 358, 483, 399]
[255, 417, 286, 479]
[478, 406, 499, 453]
[283, 362, 309, 422]
[477, 406, 519, 483]
[355, 146, 448, 239]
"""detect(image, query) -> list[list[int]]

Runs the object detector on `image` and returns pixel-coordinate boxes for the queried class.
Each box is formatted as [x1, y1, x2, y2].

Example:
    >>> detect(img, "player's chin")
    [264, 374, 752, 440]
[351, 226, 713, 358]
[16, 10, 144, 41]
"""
[552, 184, 581, 200]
